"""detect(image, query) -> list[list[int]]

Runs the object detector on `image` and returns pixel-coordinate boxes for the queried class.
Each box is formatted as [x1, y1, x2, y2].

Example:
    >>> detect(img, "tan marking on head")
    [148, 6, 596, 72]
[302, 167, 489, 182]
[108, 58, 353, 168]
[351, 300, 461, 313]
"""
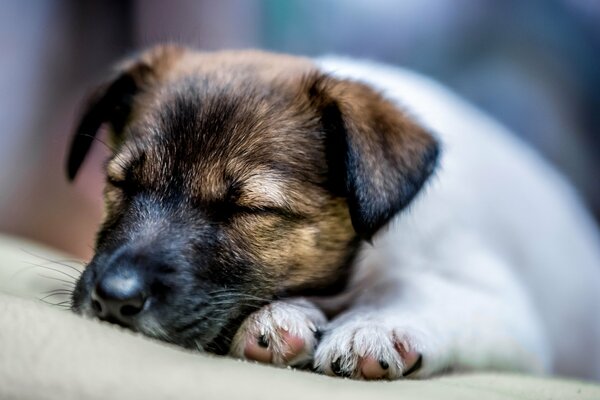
[238, 172, 288, 209]
[106, 145, 135, 183]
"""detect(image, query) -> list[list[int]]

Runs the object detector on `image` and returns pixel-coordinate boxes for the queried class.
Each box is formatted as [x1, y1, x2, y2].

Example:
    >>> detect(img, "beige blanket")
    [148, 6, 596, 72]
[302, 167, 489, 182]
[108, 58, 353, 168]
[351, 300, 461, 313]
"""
[0, 234, 598, 400]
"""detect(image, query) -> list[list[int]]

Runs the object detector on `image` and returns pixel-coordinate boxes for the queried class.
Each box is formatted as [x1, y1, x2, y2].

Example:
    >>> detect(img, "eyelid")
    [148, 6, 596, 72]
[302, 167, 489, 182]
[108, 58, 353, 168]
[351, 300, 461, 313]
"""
[236, 204, 279, 214]
[233, 203, 304, 220]
[106, 174, 127, 188]
[224, 183, 279, 215]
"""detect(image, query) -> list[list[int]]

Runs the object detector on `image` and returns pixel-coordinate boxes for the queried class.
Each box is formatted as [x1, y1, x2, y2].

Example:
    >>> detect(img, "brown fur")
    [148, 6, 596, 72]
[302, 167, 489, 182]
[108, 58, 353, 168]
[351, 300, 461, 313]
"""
[68, 45, 438, 351]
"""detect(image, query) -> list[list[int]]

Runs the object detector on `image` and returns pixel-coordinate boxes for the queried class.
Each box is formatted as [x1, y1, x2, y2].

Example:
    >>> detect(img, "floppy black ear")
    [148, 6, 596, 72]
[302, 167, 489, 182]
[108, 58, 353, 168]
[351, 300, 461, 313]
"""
[66, 62, 152, 181]
[310, 75, 440, 241]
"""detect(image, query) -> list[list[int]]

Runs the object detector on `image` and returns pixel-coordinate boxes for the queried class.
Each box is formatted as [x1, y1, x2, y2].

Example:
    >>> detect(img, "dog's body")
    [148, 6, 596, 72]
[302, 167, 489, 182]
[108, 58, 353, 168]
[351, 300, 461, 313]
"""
[68, 46, 600, 380]
[316, 58, 600, 379]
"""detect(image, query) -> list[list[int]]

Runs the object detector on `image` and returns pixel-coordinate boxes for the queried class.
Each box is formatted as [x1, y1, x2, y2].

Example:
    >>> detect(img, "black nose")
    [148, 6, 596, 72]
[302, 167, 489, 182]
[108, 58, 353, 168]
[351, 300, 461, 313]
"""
[91, 268, 147, 326]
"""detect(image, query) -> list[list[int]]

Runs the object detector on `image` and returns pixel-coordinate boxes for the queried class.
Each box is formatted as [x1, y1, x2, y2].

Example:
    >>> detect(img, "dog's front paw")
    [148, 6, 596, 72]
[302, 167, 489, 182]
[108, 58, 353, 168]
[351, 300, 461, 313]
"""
[314, 318, 424, 380]
[229, 299, 326, 367]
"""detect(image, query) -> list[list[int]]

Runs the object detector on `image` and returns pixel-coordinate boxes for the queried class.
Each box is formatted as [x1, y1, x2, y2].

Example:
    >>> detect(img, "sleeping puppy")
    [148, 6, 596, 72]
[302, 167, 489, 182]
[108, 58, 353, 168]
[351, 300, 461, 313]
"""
[68, 45, 600, 380]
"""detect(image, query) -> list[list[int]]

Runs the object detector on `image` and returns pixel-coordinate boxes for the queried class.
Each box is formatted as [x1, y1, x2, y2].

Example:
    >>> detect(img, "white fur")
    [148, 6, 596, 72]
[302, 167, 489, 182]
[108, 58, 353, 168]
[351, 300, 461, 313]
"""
[230, 299, 326, 366]
[233, 58, 600, 380]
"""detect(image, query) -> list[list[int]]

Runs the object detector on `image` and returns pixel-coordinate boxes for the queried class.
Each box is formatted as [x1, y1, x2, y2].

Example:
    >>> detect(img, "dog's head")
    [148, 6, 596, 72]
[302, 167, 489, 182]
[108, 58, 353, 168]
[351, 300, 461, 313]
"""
[68, 46, 438, 353]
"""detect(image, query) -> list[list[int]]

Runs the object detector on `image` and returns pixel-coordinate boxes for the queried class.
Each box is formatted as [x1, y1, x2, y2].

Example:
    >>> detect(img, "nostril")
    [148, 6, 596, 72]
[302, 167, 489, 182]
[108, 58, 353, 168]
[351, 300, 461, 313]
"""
[120, 302, 144, 317]
[91, 299, 103, 314]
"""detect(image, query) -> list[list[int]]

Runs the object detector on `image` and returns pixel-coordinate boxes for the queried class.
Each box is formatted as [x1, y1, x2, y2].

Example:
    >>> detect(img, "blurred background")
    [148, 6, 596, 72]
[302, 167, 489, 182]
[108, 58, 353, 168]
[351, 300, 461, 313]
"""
[0, 0, 598, 260]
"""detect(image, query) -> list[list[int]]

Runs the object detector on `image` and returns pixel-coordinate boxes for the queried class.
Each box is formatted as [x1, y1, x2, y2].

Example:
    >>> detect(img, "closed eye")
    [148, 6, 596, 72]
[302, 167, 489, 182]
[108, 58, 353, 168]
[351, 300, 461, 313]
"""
[107, 175, 126, 187]
[235, 204, 287, 216]
[105, 150, 145, 192]
[212, 201, 304, 221]
[106, 174, 139, 196]
[223, 175, 306, 219]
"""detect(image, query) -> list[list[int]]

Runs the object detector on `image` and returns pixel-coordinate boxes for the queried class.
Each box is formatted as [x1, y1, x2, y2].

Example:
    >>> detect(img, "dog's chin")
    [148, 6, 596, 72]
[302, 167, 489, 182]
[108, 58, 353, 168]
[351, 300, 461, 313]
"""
[70, 263, 271, 355]
[134, 312, 251, 355]
[71, 294, 253, 355]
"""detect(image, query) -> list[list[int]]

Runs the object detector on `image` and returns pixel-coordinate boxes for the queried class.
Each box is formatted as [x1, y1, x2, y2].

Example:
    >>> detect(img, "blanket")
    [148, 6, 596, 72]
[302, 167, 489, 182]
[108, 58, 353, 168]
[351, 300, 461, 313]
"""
[0, 234, 598, 400]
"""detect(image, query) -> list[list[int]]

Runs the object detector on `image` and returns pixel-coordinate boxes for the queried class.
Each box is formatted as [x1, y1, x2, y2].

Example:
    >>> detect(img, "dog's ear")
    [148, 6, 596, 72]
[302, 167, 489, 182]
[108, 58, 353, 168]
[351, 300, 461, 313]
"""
[66, 61, 153, 181]
[66, 44, 185, 181]
[309, 74, 440, 241]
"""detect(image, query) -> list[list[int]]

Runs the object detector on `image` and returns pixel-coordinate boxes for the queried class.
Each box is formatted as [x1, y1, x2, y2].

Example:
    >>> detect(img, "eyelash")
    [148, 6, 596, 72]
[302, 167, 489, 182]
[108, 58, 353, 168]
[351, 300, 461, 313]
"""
[233, 204, 308, 222]
[107, 173, 131, 189]
[106, 176, 138, 196]
[215, 201, 300, 221]
[107, 176, 124, 187]
[235, 205, 281, 215]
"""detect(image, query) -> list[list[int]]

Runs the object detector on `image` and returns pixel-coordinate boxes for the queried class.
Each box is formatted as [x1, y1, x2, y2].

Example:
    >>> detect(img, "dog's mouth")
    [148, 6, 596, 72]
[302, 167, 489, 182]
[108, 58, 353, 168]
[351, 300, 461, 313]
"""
[73, 293, 267, 354]
[71, 264, 271, 354]
[163, 297, 270, 354]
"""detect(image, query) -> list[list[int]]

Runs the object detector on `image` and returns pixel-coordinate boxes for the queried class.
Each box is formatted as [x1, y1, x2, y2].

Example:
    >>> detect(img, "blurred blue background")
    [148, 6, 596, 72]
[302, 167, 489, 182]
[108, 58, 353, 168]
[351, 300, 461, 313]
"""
[0, 0, 598, 258]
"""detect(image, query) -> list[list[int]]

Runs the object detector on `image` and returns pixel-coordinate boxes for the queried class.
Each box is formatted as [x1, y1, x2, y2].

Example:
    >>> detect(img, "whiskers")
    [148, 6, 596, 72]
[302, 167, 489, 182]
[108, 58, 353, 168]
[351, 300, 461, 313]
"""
[13, 249, 84, 310]
[194, 340, 205, 353]
[79, 133, 116, 153]
[207, 290, 268, 319]
[208, 289, 315, 313]
[199, 289, 314, 355]
[39, 288, 74, 309]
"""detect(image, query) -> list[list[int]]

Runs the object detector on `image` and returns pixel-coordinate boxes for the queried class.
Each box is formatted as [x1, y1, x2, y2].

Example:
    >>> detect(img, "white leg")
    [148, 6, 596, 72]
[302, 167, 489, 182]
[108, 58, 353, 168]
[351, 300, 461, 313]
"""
[313, 248, 551, 379]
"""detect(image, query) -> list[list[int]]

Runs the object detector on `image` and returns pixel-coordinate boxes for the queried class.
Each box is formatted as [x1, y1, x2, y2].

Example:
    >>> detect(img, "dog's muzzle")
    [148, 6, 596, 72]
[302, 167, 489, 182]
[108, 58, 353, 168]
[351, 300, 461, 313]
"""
[91, 266, 147, 327]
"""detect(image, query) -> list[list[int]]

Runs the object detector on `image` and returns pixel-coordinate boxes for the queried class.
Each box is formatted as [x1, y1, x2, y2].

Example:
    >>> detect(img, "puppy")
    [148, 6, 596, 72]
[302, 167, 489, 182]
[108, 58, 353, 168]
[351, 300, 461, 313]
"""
[68, 45, 600, 380]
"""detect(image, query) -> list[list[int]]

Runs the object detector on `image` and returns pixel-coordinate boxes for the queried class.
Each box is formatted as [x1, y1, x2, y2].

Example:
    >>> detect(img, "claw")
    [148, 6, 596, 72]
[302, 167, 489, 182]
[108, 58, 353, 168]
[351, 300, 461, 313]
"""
[257, 334, 269, 348]
[331, 358, 351, 377]
[379, 359, 389, 370]
[402, 354, 423, 377]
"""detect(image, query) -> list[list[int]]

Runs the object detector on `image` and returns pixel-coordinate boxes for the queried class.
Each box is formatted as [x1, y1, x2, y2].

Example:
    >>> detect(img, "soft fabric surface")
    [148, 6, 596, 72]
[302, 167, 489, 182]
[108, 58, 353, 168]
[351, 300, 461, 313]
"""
[0, 234, 598, 400]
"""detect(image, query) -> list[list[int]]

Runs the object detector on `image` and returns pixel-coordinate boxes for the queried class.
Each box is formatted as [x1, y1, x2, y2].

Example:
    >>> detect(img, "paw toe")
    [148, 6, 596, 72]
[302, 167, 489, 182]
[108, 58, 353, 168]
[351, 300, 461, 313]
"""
[360, 357, 389, 380]
[395, 340, 422, 376]
[331, 358, 353, 378]
[315, 324, 425, 380]
[401, 352, 422, 377]
[280, 330, 307, 362]
[244, 337, 272, 363]
[243, 329, 309, 365]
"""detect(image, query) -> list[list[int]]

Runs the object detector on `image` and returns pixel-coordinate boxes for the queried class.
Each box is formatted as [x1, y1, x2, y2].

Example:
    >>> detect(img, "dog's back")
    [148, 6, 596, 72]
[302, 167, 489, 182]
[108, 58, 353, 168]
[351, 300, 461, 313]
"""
[318, 57, 600, 379]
